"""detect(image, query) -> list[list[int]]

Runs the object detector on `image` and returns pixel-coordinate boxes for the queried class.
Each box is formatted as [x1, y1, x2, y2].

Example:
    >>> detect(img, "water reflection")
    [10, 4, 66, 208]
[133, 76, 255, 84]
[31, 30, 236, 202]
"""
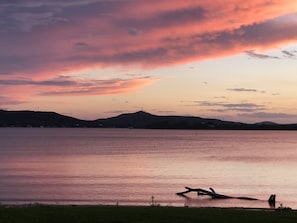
[1, 128, 297, 208]
[182, 195, 276, 209]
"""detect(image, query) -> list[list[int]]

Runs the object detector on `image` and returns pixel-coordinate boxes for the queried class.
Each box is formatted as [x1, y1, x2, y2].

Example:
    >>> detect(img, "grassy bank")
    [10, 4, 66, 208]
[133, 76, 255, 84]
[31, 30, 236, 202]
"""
[0, 205, 296, 223]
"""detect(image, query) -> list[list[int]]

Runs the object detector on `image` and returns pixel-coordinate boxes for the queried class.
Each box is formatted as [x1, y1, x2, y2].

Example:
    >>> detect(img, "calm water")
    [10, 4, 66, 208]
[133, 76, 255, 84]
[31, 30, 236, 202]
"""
[1, 128, 297, 209]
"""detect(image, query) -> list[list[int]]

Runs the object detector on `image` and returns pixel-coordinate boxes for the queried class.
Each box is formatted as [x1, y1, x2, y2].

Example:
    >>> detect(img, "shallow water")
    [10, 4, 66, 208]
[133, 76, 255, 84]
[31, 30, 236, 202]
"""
[0, 128, 297, 208]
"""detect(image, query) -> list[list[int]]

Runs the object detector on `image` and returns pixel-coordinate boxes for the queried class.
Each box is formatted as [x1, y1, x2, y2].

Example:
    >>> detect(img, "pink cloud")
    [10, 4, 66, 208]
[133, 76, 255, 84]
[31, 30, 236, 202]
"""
[0, 0, 297, 88]
[38, 76, 157, 96]
[0, 76, 157, 106]
[0, 96, 26, 106]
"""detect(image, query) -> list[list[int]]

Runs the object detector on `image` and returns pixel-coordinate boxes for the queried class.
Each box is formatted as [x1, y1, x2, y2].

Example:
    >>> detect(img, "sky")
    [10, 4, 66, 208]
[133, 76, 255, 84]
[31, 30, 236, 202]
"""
[1, 0, 297, 123]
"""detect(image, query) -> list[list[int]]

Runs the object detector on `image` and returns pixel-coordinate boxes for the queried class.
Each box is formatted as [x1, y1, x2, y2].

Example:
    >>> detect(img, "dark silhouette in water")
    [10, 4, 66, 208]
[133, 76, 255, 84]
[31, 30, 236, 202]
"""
[177, 187, 276, 208]
[268, 194, 276, 208]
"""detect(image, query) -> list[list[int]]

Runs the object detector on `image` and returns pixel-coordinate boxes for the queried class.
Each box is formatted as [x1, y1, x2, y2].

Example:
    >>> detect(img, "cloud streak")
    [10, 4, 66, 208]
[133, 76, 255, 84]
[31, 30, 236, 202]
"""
[228, 88, 257, 92]
[245, 50, 279, 59]
[198, 101, 266, 112]
[0, 76, 157, 101]
[0, 96, 25, 106]
[282, 50, 296, 58]
[227, 88, 266, 93]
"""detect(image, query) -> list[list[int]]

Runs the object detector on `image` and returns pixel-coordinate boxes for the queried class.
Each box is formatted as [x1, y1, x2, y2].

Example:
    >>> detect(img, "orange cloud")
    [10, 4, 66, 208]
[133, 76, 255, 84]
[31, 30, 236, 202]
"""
[0, 76, 157, 106]
[38, 76, 157, 96]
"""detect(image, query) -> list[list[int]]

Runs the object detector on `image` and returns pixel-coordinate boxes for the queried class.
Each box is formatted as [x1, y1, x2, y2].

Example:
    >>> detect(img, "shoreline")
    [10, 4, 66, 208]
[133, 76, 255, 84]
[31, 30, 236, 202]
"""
[0, 201, 294, 210]
[1, 204, 296, 223]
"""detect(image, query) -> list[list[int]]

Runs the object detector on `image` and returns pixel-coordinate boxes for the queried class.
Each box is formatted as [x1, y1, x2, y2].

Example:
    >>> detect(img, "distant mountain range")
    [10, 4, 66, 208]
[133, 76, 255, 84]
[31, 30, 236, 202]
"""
[1, 109, 297, 130]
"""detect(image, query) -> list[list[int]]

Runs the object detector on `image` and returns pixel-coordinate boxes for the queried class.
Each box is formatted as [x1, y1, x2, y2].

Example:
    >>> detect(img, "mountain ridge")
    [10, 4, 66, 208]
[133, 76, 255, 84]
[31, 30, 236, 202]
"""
[1, 109, 297, 130]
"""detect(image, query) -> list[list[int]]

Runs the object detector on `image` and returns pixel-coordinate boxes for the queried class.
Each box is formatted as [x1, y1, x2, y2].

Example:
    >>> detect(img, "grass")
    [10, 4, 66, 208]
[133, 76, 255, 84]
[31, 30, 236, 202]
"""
[0, 205, 296, 223]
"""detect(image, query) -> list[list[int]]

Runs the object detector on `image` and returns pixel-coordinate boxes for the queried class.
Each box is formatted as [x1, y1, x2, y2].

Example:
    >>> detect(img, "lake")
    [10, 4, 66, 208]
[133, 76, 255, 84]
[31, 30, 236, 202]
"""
[0, 128, 297, 209]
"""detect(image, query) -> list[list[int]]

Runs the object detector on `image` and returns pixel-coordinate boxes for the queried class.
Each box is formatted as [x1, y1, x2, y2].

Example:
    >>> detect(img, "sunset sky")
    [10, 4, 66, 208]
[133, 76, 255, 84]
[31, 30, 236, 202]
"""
[1, 0, 297, 123]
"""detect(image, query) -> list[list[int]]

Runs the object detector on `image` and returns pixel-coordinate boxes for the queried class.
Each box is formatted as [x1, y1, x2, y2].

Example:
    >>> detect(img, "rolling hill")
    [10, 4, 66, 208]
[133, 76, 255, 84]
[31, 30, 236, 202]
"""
[1, 109, 297, 130]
